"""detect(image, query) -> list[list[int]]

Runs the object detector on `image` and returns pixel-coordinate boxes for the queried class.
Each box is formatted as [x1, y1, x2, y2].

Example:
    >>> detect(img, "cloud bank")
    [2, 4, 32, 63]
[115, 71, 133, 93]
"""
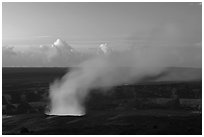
[2, 39, 202, 68]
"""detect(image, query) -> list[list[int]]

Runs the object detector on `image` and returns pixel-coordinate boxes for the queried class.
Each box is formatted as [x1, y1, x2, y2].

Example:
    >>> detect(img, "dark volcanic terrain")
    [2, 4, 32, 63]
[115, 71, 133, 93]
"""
[2, 67, 202, 135]
[3, 109, 201, 135]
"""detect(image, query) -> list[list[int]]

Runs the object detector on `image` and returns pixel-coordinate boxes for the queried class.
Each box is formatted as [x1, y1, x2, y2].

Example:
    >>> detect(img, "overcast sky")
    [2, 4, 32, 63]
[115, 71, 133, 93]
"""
[3, 2, 201, 43]
[2, 2, 202, 67]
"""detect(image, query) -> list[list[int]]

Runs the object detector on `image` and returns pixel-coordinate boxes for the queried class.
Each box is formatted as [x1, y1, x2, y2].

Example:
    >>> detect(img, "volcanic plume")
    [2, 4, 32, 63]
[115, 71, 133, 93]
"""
[47, 24, 201, 116]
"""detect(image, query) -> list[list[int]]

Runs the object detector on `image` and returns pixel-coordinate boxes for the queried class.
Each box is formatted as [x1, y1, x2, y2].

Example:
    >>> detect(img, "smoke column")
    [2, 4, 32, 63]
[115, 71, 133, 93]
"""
[47, 45, 182, 116]
[47, 26, 201, 116]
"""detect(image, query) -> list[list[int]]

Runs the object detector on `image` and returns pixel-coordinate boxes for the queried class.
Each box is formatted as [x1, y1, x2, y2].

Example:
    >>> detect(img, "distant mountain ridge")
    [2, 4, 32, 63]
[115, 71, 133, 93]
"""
[137, 67, 202, 84]
[3, 67, 201, 84]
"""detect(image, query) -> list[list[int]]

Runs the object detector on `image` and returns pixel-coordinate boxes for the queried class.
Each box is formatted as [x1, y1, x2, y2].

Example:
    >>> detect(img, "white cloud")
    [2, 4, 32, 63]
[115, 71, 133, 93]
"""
[2, 38, 202, 68]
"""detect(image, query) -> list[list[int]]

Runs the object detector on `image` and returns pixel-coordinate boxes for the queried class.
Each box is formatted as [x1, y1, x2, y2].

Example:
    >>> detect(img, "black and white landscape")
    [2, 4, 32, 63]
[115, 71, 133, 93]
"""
[2, 2, 202, 135]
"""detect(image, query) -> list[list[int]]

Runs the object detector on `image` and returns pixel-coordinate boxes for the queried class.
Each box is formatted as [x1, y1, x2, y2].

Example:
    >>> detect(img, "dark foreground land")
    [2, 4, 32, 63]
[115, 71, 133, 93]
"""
[3, 109, 201, 135]
[2, 67, 202, 135]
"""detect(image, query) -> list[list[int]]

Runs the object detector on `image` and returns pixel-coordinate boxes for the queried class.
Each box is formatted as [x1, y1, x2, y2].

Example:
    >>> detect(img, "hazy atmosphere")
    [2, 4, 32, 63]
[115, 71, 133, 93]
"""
[2, 2, 201, 67]
[2, 2, 202, 135]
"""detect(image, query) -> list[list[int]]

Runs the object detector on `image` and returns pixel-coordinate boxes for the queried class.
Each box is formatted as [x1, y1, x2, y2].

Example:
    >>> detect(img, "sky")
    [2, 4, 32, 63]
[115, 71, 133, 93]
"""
[2, 2, 202, 67]
[3, 2, 201, 43]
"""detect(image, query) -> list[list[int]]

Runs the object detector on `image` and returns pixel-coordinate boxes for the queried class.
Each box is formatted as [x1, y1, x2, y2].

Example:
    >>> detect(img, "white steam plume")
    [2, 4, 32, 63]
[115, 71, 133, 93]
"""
[47, 44, 186, 116]
[48, 24, 201, 116]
